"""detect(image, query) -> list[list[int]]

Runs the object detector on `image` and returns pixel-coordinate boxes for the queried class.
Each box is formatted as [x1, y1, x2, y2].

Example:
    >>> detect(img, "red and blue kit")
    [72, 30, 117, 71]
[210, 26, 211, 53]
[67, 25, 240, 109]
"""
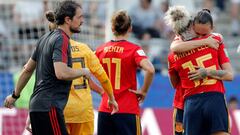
[96, 40, 147, 115]
[173, 33, 230, 98]
[168, 52, 185, 110]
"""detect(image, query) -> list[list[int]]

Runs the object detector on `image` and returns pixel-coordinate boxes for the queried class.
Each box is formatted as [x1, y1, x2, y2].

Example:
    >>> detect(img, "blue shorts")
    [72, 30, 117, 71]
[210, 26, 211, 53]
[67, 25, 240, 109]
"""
[97, 112, 141, 135]
[183, 92, 230, 135]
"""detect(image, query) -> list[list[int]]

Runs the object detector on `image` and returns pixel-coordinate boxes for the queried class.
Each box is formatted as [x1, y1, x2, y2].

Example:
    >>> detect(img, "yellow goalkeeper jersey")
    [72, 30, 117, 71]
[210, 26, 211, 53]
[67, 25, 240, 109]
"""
[64, 40, 107, 123]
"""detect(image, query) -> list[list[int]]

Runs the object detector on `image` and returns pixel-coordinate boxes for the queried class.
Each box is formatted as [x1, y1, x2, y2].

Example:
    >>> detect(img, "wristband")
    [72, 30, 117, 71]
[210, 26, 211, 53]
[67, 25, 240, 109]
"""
[12, 91, 20, 99]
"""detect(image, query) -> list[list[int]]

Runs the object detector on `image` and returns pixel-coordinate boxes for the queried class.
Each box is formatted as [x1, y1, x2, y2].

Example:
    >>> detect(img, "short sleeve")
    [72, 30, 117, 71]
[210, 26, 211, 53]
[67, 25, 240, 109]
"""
[168, 53, 177, 76]
[31, 37, 43, 61]
[212, 33, 223, 44]
[218, 43, 230, 65]
[134, 47, 148, 65]
[31, 46, 37, 61]
[52, 34, 69, 63]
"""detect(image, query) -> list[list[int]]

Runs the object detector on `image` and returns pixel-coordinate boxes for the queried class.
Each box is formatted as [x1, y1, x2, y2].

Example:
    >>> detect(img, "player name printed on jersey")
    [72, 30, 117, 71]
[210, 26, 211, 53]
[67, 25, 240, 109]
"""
[71, 45, 80, 52]
[104, 46, 124, 53]
[174, 45, 209, 60]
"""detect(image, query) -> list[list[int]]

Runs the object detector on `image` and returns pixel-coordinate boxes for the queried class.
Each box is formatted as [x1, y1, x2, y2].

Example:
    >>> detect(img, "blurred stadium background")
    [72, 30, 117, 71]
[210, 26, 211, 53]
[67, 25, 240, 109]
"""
[0, 0, 240, 135]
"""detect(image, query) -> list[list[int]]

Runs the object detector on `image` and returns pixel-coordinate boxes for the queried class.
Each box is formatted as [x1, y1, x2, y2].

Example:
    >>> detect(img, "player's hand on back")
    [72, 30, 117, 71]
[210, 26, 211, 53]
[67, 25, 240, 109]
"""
[188, 66, 207, 81]
[129, 89, 146, 103]
[205, 36, 219, 50]
[108, 99, 119, 115]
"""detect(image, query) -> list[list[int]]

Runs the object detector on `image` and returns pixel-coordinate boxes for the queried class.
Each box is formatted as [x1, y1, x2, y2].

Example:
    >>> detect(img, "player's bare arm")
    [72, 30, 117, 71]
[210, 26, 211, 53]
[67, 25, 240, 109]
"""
[54, 62, 90, 80]
[207, 63, 233, 81]
[130, 59, 155, 102]
[171, 36, 219, 53]
[4, 58, 36, 108]
[167, 56, 180, 89]
[88, 77, 104, 96]
[169, 73, 180, 89]
[188, 63, 234, 81]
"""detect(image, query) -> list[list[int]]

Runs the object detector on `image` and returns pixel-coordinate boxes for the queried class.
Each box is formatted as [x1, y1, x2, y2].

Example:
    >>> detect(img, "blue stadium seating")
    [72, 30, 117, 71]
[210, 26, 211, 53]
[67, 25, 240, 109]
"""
[0, 72, 14, 106]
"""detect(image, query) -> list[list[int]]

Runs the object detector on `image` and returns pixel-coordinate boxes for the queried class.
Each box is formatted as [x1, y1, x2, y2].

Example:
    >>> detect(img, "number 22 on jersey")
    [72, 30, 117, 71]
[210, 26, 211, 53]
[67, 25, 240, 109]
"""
[182, 53, 217, 87]
[102, 58, 121, 90]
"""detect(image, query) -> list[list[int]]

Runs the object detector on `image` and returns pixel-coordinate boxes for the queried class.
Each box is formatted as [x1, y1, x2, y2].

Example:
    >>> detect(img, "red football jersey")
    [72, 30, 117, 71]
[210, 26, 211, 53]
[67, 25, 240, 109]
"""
[95, 40, 147, 114]
[168, 52, 184, 110]
[173, 33, 230, 98]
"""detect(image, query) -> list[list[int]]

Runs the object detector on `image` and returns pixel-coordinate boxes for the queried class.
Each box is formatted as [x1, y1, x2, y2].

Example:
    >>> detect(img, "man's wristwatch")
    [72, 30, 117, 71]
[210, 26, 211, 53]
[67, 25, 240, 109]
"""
[12, 91, 20, 99]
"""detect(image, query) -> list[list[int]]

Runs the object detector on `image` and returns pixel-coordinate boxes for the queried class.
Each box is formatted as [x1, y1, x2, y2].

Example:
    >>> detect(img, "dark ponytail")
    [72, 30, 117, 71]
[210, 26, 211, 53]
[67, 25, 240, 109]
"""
[45, 10, 57, 31]
[193, 9, 213, 28]
[46, 10, 56, 23]
[111, 10, 132, 36]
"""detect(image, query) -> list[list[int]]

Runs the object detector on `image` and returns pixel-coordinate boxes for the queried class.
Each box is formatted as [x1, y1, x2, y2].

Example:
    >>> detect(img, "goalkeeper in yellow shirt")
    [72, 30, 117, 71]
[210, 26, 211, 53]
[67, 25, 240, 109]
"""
[65, 39, 119, 135]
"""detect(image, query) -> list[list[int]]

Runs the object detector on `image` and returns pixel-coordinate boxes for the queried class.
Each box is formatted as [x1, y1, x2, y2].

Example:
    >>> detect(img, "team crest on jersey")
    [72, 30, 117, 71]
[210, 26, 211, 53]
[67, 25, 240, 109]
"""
[137, 50, 146, 56]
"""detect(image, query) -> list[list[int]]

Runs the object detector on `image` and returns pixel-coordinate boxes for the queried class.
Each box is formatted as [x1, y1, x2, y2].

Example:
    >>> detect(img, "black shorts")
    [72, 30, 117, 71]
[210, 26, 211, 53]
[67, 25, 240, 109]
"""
[97, 112, 141, 135]
[30, 107, 68, 135]
[183, 92, 230, 135]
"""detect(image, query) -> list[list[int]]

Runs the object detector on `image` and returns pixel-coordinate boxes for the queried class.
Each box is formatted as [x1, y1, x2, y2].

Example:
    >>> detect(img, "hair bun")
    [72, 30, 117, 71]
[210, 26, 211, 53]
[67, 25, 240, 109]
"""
[111, 10, 131, 36]
[45, 10, 55, 23]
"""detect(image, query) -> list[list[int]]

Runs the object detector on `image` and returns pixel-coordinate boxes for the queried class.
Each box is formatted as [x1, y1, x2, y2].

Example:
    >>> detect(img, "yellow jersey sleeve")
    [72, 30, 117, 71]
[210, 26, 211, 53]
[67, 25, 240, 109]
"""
[83, 44, 114, 96]
[70, 39, 113, 96]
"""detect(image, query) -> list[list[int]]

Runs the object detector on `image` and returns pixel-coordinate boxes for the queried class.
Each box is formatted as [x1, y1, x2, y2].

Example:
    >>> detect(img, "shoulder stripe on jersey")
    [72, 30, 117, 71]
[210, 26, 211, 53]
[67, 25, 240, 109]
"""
[61, 32, 69, 63]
